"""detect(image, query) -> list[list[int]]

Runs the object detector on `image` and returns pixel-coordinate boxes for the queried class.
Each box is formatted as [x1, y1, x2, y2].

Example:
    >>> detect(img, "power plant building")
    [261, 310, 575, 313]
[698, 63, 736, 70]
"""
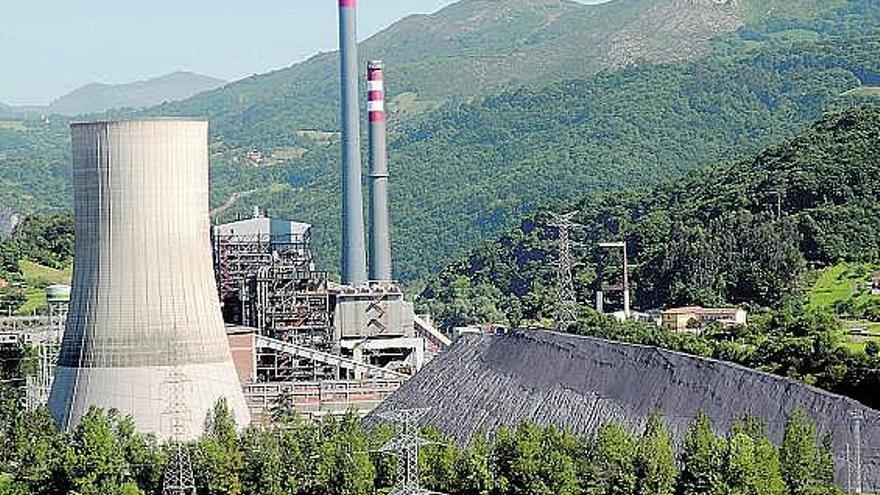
[48, 120, 250, 440]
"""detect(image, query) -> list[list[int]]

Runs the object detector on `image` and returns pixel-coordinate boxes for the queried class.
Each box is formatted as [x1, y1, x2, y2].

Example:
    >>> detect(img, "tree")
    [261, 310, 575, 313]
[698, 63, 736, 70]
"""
[419, 427, 458, 493]
[678, 413, 727, 495]
[453, 432, 493, 495]
[584, 422, 636, 495]
[269, 386, 297, 425]
[194, 399, 244, 495]
[310, 413, 375, 495]
[728, 415, 785, 495]
[67, 408, 132, 495]
[634, 414, 677, 495]
[240, 428, 285, 495]
[492, 423, 580, 495]
[779, 410, 836, 495]
[114, 415, 163, 494]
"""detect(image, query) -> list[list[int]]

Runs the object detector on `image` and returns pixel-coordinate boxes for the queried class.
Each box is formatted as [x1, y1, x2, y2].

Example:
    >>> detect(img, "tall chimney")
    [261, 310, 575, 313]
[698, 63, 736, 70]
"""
[368, 60, 392, 281]
[338, 0, 368, 285]
[48, 120, 250, 440]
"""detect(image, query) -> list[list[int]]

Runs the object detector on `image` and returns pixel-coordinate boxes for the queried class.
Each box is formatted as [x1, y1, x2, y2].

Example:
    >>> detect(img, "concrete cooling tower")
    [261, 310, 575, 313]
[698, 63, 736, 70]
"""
[48, 120, 250, 439]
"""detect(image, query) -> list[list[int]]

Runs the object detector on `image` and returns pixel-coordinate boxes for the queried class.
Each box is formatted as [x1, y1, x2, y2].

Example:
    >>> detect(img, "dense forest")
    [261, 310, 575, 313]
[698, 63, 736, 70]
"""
[418, 106, 880, 408]
[0, 1, 878, 282]
[420, 106, 880, 324]
[0, 393, 844, 495]
[211, 8, 880, 281]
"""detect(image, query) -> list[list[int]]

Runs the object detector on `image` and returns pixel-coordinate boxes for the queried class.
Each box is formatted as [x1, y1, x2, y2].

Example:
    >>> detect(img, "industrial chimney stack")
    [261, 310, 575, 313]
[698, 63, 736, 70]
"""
[48, 120, 250, 440]
[368, 60, 392, 281]
[338, 0, 368, 285]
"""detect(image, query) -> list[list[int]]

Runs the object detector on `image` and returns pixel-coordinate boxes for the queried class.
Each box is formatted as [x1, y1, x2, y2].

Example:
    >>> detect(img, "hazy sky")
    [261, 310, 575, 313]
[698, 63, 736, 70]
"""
[1, 0, 610, 106]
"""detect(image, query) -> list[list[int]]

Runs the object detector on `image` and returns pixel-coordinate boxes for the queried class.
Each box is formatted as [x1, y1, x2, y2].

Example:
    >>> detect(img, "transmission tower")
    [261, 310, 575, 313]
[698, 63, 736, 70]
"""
[549, 211, 581, 332]
[161, 344, 197, 495]
[377, 408, 444, 495]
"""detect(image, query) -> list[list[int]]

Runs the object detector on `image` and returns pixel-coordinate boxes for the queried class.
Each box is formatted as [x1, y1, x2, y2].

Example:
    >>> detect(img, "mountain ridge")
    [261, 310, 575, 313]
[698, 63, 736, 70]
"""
[1, 71, 226, 117]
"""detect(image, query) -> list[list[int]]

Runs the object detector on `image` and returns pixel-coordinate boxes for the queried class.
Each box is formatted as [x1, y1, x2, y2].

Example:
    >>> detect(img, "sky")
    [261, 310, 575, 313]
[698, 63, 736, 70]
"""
[0, 0, 610, 106]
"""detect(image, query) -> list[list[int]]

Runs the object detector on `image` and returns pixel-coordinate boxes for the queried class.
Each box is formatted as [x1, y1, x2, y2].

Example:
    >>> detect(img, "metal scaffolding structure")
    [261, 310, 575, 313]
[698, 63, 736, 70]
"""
[214, 230, 330, 342]
[214, 224, 336, 383]
[597, 241, 631, 319]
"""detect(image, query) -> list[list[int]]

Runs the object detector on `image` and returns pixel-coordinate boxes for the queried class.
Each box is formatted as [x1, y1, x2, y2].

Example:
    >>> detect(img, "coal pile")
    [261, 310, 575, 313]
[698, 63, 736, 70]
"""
[370, 330, 879, 489]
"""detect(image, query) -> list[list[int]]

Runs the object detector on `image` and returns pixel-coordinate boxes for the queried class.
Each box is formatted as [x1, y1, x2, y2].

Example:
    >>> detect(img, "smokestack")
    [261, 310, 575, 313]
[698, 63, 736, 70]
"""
[368, 60, 392, 281]
[49, 120, 250, 440]
[338, 0, 368, 285]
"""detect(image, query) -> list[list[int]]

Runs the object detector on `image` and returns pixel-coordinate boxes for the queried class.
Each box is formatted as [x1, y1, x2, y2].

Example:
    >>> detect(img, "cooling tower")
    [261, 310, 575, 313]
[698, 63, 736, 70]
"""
[48, 120, 250, 440]
[368, 60, 392, 281]
[339, 0, 368, 285]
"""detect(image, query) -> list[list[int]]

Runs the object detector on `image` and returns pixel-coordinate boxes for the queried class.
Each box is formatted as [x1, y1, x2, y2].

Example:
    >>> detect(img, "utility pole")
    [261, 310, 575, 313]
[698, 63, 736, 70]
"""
[597, 241, 631, 319]
[846, 444, 852, 495]
[161, 343, 197, 495]
[377, 408, 444, 495]
[850, 410, 864, 495]
[549, 211, 581, 332]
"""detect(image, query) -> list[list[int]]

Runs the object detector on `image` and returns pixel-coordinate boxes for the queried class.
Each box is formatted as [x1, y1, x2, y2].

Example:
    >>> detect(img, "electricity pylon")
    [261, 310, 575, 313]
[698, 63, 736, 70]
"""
[161, 344, 197, 495]
[378, 408, 445, 495]
[549, 211, 582, 332]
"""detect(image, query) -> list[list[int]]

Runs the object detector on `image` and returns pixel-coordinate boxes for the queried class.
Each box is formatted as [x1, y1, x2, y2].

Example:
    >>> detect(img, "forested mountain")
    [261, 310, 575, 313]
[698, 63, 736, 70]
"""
[420, 105, 880, 328]
[211, 4, 880, 281]
[0, 0, 878, 282]
[148, 0, 756, 140]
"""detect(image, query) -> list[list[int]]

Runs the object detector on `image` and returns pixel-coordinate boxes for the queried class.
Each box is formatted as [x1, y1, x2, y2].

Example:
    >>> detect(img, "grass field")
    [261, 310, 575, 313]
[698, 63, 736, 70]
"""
[15, 260, 72, 316]
[809, 263, 880, 353]
[809, 263, 877, 308]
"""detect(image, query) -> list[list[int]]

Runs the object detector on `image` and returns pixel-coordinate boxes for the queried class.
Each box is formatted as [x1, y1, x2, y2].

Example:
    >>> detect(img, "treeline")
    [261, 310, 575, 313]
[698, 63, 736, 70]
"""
[564, 306, 880, 410]
[0, 396, 843, 495]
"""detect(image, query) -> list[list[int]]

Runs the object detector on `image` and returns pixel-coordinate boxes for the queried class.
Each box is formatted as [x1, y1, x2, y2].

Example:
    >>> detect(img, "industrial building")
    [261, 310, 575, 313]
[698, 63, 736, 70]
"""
[661, 306, 748, 333]
[206, 0, 451, 423]
[210, 207, 449, 422]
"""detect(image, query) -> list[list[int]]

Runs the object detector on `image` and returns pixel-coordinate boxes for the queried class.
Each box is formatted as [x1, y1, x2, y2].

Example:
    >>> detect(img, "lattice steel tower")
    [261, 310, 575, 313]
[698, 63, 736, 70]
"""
[161, 343, 197, 495]
[549, 211, 581, 332]
[378, 408, 444, 495]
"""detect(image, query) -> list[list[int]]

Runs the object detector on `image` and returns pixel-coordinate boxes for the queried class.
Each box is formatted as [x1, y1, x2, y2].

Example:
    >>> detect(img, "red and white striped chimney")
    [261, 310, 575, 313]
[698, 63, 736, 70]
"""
[368, 60, 392, 281]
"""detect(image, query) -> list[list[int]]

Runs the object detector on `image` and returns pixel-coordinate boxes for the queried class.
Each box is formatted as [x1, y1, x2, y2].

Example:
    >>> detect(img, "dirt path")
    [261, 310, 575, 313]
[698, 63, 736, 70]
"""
[210, 189, 259, 218]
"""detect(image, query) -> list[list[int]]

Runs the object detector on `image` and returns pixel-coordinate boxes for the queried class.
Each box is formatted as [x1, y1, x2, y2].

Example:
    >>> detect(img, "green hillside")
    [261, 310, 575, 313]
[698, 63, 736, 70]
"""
[148, 0, 758, 140]
[420, 105, 880, 328]
[216, 10, 880, 281]
[416, 106, 880, 408]
[0, 0, 878, 283]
